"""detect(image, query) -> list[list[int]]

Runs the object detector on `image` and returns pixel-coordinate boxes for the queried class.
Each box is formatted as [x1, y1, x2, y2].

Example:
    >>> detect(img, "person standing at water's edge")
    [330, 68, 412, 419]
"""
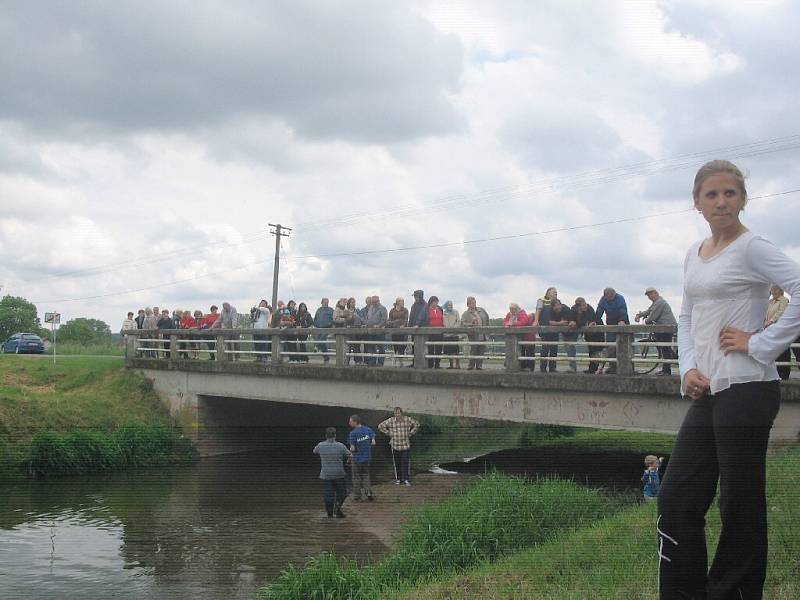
[313, 427, 351, 518]
[347, 414, 376, 502]
[657, 160, 800, 600]
[378, 407, 419, 486]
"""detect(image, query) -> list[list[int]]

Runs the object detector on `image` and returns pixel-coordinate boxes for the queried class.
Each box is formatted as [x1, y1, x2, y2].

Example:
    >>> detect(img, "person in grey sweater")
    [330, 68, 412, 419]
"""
[313, 427, 352, 518]
[364, 295, 388, 366]
[635, 287, 677, 375]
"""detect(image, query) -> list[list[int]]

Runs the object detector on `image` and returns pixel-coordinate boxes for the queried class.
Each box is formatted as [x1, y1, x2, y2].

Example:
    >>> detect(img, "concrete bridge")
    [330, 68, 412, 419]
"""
[123, 326, 800, 452]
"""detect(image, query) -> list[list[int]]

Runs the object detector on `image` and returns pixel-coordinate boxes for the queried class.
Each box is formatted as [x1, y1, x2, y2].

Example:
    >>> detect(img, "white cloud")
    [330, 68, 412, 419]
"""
[612, 0, 743, 83]
[0, 0, 798, 328]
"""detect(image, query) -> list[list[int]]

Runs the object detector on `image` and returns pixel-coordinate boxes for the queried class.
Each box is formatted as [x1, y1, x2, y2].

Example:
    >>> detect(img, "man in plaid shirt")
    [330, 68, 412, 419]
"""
[378, 407, 420, 486]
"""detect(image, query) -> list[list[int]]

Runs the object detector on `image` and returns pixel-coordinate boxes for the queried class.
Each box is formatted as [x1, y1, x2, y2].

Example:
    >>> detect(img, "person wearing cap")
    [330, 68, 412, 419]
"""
[635, 287, 677, 375]
[408, 290, 428, 327]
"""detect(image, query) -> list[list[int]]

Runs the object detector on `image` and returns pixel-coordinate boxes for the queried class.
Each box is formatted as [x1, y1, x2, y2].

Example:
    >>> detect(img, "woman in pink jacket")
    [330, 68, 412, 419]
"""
[503, 303, 536, 371]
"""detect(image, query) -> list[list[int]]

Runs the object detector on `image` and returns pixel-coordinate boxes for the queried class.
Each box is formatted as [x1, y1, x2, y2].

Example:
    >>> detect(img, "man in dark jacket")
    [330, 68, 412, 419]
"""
[570, 297, 603, 373]
[314, 298, 335, 363]
[156, 309, 174, 359]
[408, 290, 428, 327]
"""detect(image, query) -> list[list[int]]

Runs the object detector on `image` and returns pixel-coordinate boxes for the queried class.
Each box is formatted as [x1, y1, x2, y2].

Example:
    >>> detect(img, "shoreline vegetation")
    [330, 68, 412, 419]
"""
[258, 443, 798, 600]
[258, 473, 628, 600]
[0, 355, 195, 480]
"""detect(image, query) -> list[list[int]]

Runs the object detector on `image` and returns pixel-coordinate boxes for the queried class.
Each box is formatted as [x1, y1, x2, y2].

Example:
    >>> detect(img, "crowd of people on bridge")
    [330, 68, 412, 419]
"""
[121, 286, 689, 374]
[121, 279, 800, 377]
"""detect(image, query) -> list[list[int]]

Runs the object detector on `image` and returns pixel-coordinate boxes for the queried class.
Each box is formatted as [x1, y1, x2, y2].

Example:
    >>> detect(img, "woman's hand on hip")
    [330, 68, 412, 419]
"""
[683, 368, 710, 400]
[719, 326, 753, 355]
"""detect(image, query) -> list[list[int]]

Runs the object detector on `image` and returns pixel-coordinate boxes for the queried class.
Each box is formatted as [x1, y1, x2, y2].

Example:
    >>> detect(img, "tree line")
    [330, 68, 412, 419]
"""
[0, 295, 112, 346]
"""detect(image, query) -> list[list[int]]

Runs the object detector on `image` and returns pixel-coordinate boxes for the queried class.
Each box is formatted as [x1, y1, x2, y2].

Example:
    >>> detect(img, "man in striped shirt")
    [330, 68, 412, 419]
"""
[378, 407, 420, 486]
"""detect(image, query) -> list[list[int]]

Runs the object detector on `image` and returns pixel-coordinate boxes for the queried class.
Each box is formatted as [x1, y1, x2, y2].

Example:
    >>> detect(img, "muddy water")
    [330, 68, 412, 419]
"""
[0, 432, 401, 600]
[0, 428, 648, 599]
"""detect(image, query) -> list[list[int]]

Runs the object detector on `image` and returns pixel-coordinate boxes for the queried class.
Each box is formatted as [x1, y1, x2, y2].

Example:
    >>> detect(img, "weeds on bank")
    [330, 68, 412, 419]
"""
[257, 473, 623, 600]
[392, 446, 800, 600]
[0, 356, 192, 479]
[27, 423, 196, 476]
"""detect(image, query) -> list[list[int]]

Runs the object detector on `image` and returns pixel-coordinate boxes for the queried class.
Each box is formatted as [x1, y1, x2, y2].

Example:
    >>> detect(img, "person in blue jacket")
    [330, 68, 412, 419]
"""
[641, 455, 663, 501]
[347, 414, 376, 501]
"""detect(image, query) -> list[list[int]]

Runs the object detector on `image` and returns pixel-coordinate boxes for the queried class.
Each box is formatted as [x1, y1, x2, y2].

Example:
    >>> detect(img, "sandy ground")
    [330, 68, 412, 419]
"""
[342, 472, 471, 547]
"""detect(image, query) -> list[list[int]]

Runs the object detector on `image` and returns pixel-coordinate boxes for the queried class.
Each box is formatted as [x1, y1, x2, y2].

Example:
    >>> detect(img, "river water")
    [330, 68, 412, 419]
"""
[0, 436, 398, 599]
[0, 429, 646, 599]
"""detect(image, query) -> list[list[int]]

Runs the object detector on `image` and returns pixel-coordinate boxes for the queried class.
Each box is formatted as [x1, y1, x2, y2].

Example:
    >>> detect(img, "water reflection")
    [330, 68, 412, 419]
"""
[0, 430, 394, 599]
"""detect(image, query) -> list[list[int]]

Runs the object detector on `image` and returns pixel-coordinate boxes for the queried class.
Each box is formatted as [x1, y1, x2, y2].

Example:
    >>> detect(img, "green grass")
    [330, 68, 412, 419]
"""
[28, 423, 195, 476]
[0, 355, 191, 479]
[45, 341, 124, 356]
[257, 474, 625, 600]
[391, 446, 800, 600]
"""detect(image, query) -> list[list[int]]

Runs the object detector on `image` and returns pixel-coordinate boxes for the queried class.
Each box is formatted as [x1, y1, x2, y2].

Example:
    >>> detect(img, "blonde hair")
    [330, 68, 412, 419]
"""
[692, 160, 748, 203]
[644, 455, 659, 465]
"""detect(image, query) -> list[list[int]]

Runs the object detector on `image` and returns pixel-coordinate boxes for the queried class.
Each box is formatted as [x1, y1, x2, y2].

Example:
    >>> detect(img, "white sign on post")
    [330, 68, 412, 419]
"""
[44, 312, 60, 363]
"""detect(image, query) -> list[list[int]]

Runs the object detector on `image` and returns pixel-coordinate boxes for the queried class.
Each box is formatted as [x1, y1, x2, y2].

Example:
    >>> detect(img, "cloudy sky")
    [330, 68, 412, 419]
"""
[2, 0, 799, 329]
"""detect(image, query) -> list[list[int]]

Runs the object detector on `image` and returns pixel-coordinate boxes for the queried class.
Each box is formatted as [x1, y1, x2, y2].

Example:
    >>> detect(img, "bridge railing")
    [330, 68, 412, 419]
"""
[122, 324, 696, 376]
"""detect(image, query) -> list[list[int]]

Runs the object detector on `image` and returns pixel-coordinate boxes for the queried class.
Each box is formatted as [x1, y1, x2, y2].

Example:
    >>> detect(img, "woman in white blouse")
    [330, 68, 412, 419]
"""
[658, 160, 800, 599]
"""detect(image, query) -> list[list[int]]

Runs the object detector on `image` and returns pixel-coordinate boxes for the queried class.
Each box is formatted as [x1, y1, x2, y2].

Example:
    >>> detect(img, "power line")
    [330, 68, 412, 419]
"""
[21, 134, 800, 283]
[30, 188, 800, 304]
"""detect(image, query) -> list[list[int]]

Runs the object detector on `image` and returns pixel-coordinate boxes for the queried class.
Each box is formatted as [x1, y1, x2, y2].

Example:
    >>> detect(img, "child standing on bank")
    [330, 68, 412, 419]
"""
[641, 455, 663, 501]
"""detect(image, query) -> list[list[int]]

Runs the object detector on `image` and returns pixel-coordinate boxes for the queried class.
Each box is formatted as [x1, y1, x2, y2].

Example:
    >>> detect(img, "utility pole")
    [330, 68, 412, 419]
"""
[268, 223, 291, 312]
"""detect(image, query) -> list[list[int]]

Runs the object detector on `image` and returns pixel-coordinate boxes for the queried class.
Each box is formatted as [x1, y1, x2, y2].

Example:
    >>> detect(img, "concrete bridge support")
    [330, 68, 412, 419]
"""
[137, 362, 800, 455]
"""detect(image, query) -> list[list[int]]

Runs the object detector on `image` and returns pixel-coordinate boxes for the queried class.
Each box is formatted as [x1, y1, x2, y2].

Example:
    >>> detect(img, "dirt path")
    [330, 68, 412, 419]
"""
[343, 472, 471, 547]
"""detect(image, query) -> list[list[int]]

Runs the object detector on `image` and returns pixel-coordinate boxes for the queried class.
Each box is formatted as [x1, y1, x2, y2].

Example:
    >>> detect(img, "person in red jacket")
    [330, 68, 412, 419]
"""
[198, 305, 220, 360]
[504, 303, 535, 370]
[178, 310, 197, 359]
[427, 296, 444, 368]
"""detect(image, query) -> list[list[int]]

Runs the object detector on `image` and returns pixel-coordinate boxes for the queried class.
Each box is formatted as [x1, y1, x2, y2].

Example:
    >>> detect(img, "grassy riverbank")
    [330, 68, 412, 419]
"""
[46, 341, 125, 356]
[0, 355, 194, 479]
[391, 445, 800, 600]
[257, 474, 626, 600]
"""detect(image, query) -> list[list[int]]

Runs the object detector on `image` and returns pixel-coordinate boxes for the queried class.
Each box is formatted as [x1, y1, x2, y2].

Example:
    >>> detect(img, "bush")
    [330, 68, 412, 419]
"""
[28, 423, 196, 476]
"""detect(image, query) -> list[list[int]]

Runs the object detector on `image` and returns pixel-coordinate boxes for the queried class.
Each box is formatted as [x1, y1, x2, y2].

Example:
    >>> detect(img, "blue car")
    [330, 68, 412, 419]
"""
[2, 333, 45, 354]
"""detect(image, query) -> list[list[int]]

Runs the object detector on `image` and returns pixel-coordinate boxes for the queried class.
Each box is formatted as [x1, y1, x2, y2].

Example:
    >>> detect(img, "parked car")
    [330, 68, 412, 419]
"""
[1, 333, 45, 354]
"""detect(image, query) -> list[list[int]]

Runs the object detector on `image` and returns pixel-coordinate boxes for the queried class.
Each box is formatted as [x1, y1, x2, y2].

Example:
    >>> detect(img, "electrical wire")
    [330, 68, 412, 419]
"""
[30, 188, 800, 304]
[21, 134, 800, 282]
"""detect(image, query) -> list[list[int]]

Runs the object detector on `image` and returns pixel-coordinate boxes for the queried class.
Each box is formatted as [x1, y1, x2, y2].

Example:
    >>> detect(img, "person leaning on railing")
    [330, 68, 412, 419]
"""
[364, 296, 388, 367]
[539, 299, 570, 373]
[178, 310, 196, 359]
[461, 296, 490, 370]
[313, 298, 334, 364]
[387, 297, 409, 366]
[252, 300, 271, 363]
[503, 303, 534, 371]
[442, 300, 462, 369]
[211, 302, 240, 361]
[635, 287, 677, 376]
[426, 296, 444, 369]
[156, 309, 174, 359]
[569, 297, 603, 374]
[282, 300, 300, 363]
[343, 297, 363, 365]
[199, 305, 220, 360]
[765, 285, 791, 379]
[295, 302, 314, 363]
[190, 309, 204, 359]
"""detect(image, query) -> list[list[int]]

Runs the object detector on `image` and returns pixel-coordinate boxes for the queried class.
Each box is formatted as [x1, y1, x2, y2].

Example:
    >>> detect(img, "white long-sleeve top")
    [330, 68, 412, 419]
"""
[678, 231, 800, 395]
